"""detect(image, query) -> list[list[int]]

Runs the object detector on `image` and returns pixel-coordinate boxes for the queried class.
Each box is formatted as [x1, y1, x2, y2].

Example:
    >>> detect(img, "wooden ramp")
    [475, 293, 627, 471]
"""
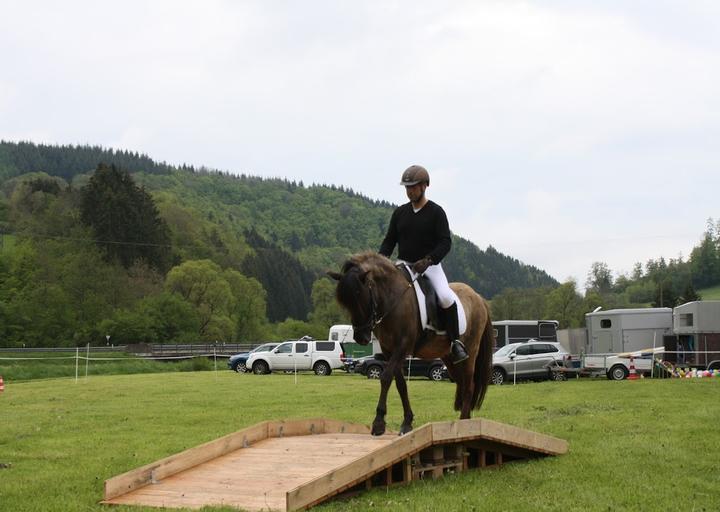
[103, 418, 568, 511]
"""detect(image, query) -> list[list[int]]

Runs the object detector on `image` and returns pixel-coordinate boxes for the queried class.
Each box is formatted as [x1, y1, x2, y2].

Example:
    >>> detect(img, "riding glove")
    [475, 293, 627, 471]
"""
[412, 257, 432, 274]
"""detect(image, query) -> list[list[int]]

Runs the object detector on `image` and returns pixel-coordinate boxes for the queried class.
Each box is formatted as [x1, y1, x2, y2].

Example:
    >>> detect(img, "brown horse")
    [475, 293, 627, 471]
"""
[328, 252, 493, 436]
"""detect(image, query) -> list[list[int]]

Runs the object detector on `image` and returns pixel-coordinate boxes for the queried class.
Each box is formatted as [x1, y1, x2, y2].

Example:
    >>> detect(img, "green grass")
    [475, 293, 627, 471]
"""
[0, 372, 719, 512]
[699, 285, 720, 300]
[0, 352, 216, 381]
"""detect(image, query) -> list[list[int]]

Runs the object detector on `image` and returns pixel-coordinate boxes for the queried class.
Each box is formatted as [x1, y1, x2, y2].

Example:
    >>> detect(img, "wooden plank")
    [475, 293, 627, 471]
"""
[477, 418, 568, 455]
[322, 419, 372, 435]
[268, 418, 323, 437]
[104, 418, 569, 511]
[103, 421, 269, 500]
[104, 432, 390, 510]
[431, 418, 568, 455]
[286, 423, 433, 511]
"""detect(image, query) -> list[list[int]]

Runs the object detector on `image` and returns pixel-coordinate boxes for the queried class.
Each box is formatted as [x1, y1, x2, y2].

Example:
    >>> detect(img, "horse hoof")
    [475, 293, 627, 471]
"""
[399, 424, 413, 436]
[371, 422, 386, 436]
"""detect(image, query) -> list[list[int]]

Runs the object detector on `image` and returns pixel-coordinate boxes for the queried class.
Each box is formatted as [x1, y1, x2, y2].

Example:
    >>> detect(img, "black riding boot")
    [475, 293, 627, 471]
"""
[443, 302, 468, 365]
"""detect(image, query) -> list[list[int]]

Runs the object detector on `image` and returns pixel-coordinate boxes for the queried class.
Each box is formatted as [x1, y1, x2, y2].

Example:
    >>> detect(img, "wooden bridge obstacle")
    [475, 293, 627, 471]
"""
[103, 417, 568, 511]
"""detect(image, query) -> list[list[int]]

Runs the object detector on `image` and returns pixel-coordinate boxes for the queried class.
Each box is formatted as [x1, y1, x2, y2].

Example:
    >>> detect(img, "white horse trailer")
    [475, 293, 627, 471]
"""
[585, 308, 672, 354]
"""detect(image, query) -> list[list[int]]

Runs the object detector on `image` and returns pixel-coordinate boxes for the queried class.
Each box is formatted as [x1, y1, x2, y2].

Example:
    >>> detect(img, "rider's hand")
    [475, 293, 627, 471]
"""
[412, 257, 432, 274]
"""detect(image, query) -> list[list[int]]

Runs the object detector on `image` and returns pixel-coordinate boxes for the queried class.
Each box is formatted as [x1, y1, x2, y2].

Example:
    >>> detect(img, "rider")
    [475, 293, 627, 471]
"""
[378, 165, 469, 364]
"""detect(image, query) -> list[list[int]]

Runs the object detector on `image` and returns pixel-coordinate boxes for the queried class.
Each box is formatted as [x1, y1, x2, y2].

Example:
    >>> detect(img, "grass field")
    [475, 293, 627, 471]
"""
[0, 351, 216, 381]
[0, 371, 718, 512]
[699, 285, 720, 300]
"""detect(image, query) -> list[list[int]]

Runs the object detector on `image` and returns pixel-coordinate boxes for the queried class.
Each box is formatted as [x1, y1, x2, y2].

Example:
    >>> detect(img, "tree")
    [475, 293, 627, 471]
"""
[137, 292, 202, 343]
[80, 163, 172, 272]
[165, 260, 233, 339]
[679, 282, 700, 304]
[689, 219, 720, 288]
[241, 229, 314, 322]
[544, 280, 584, 328]
[223, 269, 268, 341]
[585, 262, 613, 295]
[490, 287, 552, 321]
[308, 278, 347, 328]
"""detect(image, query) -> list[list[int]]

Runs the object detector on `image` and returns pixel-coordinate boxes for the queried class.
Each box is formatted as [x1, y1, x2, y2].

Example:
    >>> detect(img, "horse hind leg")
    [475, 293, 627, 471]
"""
[393, 366, 414, 435]
[451, 367, 475, 419]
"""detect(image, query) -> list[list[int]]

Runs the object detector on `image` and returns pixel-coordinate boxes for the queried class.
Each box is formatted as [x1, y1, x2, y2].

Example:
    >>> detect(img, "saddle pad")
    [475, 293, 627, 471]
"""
[401, 263, 467, 336]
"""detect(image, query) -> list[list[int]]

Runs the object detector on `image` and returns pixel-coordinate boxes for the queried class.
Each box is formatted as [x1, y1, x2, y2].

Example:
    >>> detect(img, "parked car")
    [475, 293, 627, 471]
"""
[246, 338, 344, 376]
[491, 340, 569, 385]
[354, 354, 449, 381]
[227, 343, 279, 373]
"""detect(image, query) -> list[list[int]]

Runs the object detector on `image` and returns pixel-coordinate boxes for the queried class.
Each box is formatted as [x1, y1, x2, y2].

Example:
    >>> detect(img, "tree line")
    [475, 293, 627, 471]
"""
[0, 141, 557, 347]
[491, 220, 718, 328]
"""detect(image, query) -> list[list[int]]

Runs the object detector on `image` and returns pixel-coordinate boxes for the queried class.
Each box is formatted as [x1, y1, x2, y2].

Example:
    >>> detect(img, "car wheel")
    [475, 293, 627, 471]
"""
[429, 366, 444, 381]
[314, 361, 331, 376]
[366, 365, 382, 379]
[235, 362, 247, 373]
[252, 360, 269, 375]
[491, 367, 506, 385]
[608, 364, 628, 381]
[550, 369, 567, 381]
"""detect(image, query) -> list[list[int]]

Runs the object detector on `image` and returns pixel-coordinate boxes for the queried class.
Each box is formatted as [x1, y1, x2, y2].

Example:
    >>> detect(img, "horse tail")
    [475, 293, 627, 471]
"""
[472, 305, 494, 410]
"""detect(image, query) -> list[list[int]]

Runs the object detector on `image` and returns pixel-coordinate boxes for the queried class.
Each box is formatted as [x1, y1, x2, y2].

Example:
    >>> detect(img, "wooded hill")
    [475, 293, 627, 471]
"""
[0, 141, 556, 347]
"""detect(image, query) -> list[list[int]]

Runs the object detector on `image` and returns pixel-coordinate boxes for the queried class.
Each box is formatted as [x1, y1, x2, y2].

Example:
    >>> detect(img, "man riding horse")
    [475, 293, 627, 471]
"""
[378, 164, 469, 365]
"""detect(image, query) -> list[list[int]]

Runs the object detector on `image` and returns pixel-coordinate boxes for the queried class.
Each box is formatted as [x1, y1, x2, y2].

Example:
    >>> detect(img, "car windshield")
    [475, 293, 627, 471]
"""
[251, 343, 276, 353]
[494, 344, 518, 357]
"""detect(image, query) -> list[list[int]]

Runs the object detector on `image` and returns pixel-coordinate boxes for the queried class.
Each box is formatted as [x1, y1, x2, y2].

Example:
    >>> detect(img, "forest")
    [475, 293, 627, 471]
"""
[0, 141, 559, 347]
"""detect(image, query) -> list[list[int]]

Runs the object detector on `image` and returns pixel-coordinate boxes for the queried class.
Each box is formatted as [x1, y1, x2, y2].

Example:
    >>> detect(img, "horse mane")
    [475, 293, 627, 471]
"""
[335, 252, 399, 309]
[344, 251, 397, 278]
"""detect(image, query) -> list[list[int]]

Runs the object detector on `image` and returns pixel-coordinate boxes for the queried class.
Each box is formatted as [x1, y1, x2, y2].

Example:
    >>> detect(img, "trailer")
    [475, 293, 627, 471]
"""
[585, 307, 673, 354]
[667, 301, 720, 370]
[581, 349, 662, 380]
[328, 324, 380, 371]
[492, 320, 559, 350]
[549, 348, 664, 381]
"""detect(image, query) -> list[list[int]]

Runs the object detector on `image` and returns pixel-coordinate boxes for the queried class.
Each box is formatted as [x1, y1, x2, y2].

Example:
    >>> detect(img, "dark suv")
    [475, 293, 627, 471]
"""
[354, 354, 448, 381]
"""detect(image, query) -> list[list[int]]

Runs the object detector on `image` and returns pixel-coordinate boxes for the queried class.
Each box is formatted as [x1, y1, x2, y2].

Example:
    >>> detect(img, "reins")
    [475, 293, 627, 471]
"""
[352, 263, 418, 332]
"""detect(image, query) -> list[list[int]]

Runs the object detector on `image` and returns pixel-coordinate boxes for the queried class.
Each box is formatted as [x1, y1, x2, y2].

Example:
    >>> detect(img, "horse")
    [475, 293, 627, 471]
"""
[328, 251, 493, 436]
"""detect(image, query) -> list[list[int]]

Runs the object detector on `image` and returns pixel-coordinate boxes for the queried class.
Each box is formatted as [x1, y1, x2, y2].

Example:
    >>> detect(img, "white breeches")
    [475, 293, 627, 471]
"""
[418, 263, 455, 309]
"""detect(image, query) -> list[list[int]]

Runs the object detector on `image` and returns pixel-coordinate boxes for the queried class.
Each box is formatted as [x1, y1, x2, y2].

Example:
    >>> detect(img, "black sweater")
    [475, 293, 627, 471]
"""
[379, 200, 451, 264]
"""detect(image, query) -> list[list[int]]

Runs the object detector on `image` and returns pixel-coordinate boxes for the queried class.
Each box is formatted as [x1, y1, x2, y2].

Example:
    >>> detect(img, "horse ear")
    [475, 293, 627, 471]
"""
[327, 271, 343, 281]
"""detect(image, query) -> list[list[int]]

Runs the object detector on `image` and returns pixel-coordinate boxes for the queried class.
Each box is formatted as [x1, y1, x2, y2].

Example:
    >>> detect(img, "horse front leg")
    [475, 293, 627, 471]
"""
[371, 364, 394, 436]
[393, 365, 414, 435]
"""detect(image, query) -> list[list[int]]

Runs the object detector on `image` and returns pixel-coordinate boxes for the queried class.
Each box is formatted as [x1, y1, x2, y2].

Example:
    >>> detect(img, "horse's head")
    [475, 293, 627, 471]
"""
[328, 260, 375, 345]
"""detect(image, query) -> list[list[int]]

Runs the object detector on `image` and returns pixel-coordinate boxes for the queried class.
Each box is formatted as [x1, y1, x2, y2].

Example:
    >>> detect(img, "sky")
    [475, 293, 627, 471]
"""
[2, 1, 719, 288]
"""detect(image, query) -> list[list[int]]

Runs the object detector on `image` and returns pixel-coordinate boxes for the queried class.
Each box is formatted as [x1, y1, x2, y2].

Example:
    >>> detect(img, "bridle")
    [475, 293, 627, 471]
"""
[351, 264, 417, 333]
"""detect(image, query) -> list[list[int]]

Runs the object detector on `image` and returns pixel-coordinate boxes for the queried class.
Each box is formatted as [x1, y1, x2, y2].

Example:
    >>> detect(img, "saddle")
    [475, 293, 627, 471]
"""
[397, 263, 467, 347]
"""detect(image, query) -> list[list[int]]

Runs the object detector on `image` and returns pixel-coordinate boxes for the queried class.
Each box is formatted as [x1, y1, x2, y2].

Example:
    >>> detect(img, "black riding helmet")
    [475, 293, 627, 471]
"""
[399, 165, 430, 186]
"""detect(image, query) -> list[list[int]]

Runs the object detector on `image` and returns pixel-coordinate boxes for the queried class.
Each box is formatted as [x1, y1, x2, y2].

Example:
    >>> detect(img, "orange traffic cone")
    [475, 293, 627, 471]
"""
[628, 357, 639, 380]
[0, 375, 4, 393]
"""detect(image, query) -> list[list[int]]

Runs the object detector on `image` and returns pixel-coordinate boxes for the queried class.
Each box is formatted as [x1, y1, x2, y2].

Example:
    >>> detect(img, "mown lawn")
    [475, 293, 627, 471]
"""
[0, 371, 718, 512]
[0, 351, 217, 381]
[699, 285, 720, 300]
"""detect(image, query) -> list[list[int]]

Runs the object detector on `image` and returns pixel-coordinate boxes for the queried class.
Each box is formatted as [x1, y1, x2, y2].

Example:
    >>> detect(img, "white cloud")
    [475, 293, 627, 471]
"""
[1, 0, 718, 288]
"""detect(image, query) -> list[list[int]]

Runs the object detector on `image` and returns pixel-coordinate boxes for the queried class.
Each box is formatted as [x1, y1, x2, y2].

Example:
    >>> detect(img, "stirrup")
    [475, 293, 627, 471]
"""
[451, 340, 469, 365]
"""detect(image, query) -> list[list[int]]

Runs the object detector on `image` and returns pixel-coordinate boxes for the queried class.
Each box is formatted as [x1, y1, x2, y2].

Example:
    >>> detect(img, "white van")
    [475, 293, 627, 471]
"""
[246, 338, 344, 376]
